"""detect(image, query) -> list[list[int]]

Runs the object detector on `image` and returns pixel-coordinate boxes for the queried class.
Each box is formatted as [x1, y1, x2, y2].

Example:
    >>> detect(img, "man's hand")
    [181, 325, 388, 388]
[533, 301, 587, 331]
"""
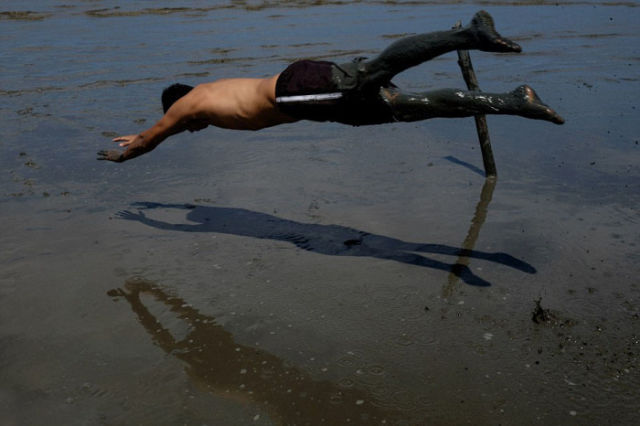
[97, 134, 149, 162]
[97, 149, 124, 162]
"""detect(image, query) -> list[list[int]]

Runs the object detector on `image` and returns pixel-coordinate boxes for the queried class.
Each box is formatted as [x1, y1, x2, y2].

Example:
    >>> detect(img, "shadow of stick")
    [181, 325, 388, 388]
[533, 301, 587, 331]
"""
[443, 177, 497, 297]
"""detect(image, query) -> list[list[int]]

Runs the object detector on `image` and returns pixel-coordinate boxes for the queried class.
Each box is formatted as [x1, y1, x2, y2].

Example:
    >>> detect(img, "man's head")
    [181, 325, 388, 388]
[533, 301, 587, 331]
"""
[162, 83, 194, 113]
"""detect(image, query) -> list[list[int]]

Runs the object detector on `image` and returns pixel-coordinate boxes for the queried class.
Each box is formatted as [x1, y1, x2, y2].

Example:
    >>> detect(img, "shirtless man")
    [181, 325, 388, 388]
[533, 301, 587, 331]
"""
[98, 11, 564, 163]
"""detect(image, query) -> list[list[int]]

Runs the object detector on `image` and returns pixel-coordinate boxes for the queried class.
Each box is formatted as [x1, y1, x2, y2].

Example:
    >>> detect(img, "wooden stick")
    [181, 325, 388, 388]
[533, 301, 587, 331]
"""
[453, 21, 497, 178]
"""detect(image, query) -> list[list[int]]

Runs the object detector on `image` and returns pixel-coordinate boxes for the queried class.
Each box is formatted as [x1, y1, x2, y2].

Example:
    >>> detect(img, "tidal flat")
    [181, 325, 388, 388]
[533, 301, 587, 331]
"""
[1, 1, 639, 424]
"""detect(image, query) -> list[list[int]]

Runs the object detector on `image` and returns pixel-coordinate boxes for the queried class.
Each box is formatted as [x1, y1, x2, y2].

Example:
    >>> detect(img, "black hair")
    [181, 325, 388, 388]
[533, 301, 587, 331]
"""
[161, 83, 194, 113]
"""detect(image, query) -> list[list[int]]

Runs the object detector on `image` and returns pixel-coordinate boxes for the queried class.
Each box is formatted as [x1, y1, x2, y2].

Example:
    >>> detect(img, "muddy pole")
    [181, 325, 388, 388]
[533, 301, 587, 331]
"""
[453, 21, 498, 178]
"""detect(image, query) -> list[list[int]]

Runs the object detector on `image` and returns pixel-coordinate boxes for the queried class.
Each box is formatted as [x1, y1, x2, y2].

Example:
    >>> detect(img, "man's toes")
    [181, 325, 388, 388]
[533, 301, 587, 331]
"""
[471, 10, 521, 53]
[548, 110, 565, 125]
[514, 85, 564, 124]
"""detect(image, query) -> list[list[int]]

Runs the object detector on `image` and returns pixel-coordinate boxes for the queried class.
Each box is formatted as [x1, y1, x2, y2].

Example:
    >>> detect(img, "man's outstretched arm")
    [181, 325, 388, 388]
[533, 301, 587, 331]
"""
[98, 91, 203, 163]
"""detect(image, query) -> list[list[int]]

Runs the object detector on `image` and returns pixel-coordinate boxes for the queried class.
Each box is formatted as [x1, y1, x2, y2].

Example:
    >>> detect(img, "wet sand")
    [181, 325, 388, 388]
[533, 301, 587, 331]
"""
[1, 1, 639, 424]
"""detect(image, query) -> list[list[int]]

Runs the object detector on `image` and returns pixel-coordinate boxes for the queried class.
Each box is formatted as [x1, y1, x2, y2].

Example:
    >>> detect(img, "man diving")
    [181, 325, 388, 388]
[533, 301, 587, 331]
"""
[98, 10, 564, 163]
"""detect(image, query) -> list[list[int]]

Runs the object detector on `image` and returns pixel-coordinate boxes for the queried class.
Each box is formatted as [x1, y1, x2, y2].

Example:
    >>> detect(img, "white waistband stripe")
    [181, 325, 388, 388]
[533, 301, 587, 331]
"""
[276, 93, 343, 103]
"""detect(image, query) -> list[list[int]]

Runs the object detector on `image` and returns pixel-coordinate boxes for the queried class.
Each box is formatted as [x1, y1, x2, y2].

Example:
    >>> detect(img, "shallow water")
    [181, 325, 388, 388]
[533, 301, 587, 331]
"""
[1, 1, 639, 424]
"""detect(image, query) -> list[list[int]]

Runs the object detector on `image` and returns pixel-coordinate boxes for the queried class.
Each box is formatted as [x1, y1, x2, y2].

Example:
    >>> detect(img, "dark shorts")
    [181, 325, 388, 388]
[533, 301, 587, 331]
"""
[275, 60, 394, 126]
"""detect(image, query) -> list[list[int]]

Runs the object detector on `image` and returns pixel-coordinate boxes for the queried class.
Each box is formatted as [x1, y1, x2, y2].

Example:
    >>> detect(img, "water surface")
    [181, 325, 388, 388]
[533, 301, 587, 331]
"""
[1, 1, 639, 424]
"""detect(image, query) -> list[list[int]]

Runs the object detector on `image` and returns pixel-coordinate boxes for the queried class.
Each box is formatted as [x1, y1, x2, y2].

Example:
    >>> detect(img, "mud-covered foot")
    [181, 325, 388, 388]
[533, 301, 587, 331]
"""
[512, 85, 565, 124]
[469, 10, 521, 53]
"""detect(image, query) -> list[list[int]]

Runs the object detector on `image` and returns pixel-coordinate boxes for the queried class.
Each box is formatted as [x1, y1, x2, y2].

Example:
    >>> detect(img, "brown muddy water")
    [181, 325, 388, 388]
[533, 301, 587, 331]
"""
[1, 1, 639, 425]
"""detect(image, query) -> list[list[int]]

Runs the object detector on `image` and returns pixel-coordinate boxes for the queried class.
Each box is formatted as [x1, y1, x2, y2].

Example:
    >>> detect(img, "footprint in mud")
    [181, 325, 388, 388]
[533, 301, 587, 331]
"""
[531, 298, 577, 327]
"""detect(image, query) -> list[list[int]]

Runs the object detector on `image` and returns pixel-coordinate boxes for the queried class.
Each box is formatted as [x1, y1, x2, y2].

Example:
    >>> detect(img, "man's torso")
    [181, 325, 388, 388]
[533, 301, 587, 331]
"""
[196, 76, 296, 130]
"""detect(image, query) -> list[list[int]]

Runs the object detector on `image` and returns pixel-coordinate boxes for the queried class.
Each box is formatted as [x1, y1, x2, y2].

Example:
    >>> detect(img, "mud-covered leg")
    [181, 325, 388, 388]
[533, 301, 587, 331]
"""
[384, 85, 564, 124]
[344, 11, 521, 90]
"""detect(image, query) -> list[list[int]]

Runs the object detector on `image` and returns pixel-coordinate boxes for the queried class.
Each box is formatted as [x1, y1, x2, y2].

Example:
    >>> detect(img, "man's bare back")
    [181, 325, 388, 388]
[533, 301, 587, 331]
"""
[192, 76, 296, 131]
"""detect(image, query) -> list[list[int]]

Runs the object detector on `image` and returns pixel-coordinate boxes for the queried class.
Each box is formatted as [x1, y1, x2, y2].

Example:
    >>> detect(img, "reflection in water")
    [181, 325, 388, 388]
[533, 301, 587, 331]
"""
[444, 177, 497, 297]
[116, 202, 535, 287]
[108, 278, 402, 424]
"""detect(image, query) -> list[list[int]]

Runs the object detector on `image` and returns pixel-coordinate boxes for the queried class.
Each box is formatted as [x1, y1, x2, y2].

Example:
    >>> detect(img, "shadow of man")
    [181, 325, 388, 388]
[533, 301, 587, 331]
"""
[116, 202, 535, 287]
[108, 278, 404, 424]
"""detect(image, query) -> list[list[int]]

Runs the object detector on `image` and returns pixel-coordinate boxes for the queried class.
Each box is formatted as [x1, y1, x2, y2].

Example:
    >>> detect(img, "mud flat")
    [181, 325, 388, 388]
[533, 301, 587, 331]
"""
[1, 1, 638, 424]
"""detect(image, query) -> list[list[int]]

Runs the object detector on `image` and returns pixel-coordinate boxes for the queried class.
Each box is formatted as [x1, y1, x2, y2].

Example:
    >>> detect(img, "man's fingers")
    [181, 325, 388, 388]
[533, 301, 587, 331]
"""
[97, 149, 123, 162]
[112, 136, 133, 148]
